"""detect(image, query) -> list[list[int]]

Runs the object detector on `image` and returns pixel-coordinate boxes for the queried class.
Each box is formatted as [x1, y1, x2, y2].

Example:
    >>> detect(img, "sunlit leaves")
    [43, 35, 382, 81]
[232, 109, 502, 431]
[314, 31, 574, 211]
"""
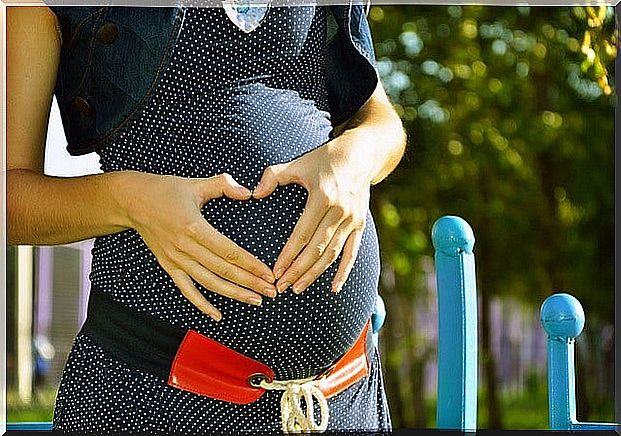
[400, 31, 424, 57]
[369, 4, 614, 312]
[575, 6, 617, 94]
[541, 110, 563, 128]
[461, 18, 479, 38]
[447, 140, 464, 156]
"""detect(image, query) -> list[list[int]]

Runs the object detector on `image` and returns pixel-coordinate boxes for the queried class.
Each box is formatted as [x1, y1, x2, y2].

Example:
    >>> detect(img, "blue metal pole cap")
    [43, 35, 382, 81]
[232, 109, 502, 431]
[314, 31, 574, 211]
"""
[371, 294, 386, 334]
[431, 215, 475, 256]
[540, 293, 585, 339]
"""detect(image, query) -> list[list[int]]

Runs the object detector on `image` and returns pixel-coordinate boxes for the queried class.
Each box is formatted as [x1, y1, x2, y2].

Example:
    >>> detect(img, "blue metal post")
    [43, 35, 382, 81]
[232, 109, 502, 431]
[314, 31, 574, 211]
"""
[540, 293, 618, 431]
[371, 294, 386, 348]
[432, 216, 478, 431]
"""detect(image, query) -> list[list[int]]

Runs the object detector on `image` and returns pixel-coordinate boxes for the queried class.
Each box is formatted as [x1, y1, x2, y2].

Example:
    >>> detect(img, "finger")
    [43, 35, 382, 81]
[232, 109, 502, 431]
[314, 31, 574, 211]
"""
[272, 190, 330, 282]
[188, 217, 275, 283]
[182, 237, 277, 298]
[178, 255, 264, 307]
[194, 173, 253, 203]
[251, 163, 296, 199]
[277, 206, 347, 293]
[290, 219, 353, 295]
[167, 266, 222, 321]
[331, 228, 364, 294]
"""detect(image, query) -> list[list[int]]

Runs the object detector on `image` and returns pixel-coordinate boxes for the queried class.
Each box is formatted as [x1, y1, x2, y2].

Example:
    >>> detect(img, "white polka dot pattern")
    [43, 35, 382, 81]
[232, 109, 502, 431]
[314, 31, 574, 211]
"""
[53, 4, 391, 432]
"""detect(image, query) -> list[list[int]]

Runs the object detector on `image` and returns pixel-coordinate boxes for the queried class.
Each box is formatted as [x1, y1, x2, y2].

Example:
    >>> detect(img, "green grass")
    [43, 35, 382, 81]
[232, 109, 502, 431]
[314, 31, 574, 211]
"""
[423, 384, 614, 430]
[7, 383, 615, 428]
[7, 386, 57, 423]
[422, 388, 548, 429]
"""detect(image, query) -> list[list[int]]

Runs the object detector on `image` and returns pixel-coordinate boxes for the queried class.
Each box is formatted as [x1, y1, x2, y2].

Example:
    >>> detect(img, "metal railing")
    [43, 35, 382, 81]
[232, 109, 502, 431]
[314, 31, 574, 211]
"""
[431, 215, 617, 432]
[540, 293, 617, 431]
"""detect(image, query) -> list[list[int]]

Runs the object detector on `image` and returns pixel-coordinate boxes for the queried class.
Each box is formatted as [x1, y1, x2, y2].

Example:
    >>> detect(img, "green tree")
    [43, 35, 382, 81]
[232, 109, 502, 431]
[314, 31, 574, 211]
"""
[369, 5, 616, 428]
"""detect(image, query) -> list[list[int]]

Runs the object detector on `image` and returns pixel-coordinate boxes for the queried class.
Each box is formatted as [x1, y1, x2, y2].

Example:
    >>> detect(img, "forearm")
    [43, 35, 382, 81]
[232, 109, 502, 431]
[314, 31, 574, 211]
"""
[7, 168, 134, 246]
[333, 84, 407, 186]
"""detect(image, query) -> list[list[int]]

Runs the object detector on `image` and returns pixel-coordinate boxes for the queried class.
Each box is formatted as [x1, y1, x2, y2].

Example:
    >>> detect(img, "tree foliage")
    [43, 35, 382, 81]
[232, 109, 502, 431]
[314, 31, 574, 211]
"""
[368, 5, 616, 428]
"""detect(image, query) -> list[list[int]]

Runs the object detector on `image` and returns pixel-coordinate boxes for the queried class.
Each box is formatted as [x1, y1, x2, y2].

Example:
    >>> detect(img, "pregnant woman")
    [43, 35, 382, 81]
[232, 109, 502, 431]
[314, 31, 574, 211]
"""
[7, 2, 406, 433]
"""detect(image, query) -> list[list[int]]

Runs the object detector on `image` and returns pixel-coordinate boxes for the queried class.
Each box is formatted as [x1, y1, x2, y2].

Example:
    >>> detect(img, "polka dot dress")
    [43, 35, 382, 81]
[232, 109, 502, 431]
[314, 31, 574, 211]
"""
[52, 3, 392, 433]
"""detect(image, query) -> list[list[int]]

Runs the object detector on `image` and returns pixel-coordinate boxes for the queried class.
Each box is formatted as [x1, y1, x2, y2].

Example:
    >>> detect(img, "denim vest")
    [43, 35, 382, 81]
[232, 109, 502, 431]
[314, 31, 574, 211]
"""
[47, 2, 379, 156]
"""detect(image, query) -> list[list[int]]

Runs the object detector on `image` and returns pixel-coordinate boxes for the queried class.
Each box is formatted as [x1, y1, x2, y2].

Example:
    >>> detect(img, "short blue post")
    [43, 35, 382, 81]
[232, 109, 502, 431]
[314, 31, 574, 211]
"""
[371, 294, 386, 348]
[540, 293, 618, 431]
[432, 216, 478, 431]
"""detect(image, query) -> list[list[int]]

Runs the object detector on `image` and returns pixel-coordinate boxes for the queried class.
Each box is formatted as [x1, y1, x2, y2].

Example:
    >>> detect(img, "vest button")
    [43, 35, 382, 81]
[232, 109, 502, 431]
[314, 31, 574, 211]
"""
[74, 96, 93, 116]
[96, 21, 118, 44]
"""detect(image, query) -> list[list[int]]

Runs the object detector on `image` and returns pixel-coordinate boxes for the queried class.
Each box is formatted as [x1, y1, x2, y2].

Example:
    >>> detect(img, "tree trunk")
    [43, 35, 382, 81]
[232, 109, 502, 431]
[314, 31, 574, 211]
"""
[409, 302, 428, 428]
[410, 351, 429, 427]
[477, 172, 503, 429]
[480, 286, 503, 428]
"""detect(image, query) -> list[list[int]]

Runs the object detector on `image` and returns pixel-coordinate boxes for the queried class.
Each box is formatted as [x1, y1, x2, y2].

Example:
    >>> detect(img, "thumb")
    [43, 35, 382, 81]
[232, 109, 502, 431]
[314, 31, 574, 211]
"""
[252, 163, 294, 199]
[199, 172, 252, 202]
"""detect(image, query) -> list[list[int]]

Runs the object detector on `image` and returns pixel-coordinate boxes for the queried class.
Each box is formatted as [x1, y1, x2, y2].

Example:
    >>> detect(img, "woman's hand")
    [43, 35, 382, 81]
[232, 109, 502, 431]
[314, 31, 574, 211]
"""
[251, 79, 407, 296]
[251, 130, 379, 295]
[121, 171, 277, 321]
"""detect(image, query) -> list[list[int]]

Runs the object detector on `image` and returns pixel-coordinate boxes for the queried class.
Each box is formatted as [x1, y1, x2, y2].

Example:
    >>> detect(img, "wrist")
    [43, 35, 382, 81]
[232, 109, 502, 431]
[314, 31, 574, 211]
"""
[333, 126, 382, 187]
[108, 170, 143, 230]
[340, 113, 407, 186]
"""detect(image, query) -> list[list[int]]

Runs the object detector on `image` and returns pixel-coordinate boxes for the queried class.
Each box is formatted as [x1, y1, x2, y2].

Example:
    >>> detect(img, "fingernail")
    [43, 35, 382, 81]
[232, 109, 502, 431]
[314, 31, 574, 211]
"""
[264, 286, 277, 298]
[263, 273, 276, 283]
[253, 182, 263, 194]
[332, 281, 343, 293]
[237, 186, 251, 195]
[210, 311, 222, 322]
[277, 281, 290, 293]
[275, 267, 284, 280]
[248, 296, 263, 306]
[292, 284, 305, 294]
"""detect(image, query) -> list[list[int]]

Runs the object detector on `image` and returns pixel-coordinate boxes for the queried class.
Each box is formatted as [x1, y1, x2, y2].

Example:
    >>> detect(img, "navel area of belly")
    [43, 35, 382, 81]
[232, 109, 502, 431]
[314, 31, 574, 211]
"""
[195, 194, 380, 370]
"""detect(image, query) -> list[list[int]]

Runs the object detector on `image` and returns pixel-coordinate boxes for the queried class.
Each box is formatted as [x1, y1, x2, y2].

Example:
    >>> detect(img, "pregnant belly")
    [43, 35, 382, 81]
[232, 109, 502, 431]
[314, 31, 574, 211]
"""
[182, 81, 335, 184]
[92, 82, 381, 379]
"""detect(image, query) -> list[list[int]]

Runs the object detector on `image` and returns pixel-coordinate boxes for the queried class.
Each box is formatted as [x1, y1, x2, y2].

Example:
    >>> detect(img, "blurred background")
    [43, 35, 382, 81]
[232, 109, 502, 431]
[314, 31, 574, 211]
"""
[5, 4, 617, 429]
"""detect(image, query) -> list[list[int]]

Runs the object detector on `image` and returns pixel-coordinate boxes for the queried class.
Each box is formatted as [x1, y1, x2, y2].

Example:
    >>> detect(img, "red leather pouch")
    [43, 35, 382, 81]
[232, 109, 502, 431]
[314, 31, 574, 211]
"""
[167, 330, 275, 404]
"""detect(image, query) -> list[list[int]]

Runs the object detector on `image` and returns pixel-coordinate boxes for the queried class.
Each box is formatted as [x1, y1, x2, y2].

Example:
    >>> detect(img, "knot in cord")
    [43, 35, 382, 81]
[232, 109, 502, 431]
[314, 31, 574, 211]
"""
[259, 375, 329, 433]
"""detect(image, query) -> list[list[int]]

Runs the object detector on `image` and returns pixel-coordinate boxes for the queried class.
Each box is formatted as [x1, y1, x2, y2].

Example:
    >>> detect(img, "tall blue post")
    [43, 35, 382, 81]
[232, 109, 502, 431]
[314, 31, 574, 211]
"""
[540, 293, 618, 431]
[432, 216, 478, 431]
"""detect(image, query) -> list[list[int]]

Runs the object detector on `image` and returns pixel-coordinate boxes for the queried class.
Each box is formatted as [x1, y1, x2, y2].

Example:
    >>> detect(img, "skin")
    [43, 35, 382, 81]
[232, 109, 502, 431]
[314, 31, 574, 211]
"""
[6, 6, 407, 321]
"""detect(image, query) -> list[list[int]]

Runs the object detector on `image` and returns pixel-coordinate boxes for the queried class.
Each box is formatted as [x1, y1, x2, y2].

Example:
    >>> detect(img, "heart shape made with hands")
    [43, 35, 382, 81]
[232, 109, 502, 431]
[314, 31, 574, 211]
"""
[242, 154, 364, 296]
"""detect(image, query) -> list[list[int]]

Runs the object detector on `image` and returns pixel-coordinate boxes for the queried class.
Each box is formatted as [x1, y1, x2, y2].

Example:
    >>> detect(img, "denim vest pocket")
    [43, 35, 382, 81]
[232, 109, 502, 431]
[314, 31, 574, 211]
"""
[50, 6, 108, 101]
[88, 7, 184, 141]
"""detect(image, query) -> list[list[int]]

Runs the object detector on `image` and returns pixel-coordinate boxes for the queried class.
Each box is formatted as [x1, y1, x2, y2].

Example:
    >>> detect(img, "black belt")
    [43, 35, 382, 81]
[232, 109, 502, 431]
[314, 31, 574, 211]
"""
[80, 284, 374, 384]
[81, 285, 186, 380]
